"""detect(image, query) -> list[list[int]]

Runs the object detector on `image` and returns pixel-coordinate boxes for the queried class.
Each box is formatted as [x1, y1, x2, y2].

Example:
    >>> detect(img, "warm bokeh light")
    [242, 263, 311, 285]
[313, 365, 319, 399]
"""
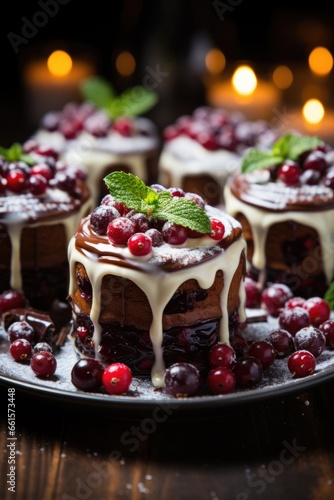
[205, 48, 226, 74]
[232, 65, 257, 96]
[272, 65, 293, 89]
[115, 51, 136, 76]
[308, 47, 333, 76]
[47, 50, 73, 77]
[302, 99, 325, 125]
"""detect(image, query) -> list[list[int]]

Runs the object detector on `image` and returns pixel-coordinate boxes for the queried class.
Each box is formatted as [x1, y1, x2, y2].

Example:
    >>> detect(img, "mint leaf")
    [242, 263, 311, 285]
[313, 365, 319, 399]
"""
[0, 143, 35, 164]
[104, 171, 211, 233]
[241, 149, 283, 173]
[80, 77, 116, 110]
[324, 282, 334, 310]
[109, 86, 158, 118]
[241, 133, 324, 174]
[155, 192, 211, 232]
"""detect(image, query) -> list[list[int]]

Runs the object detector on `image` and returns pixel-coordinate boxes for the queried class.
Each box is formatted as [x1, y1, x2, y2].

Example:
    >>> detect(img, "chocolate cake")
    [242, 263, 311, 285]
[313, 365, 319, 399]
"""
[224, 132, 334, 298]
[0, 142, 92, 310]
[67, 171, 247, 386]
[33, 78, 160, 207]
[158, 106, 277, 206]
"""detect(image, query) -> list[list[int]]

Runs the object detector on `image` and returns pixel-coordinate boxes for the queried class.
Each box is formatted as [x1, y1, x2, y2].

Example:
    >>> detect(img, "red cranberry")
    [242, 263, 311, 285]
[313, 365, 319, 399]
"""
[208, 342, 236, 369]
[128, 213, 150, 232]
[302, 297, 330, 327]
[145, 228, 163, 247]
[9, 338, 32, 362]
[28, 174, 48, 195]
[209, 218, 225, 241]
[285, 297, 306, 309]
[265, 329, 295, 358]
[244, 276, 260, 308]
[34, 144, 58, 159]
[164, 362, 201, 397]
[261, 283, 293, 317]
[233, 356, 263, 388]
[168, 187, 185, 197]
[71, 359, 104, 392]
[278, 160, 302, 186]
[303, 150, 328, 175]
[184, 192, 205, 208]
[288, 350, 316, 378]
[107, 217, 135, 245]
[30, 163, 54, 180]
[7, 320, 36, 344]
[112, 117, 133, 136]
[319, 320, 334, 349]
[102, 362, 132, 395]
[163, 125, 182, 141]
[0, 290, 26, 314]
[6, 169, 26, 193]
[207, 367, 236, 395]
[31, 351, 57, 378]
[127, 233, 152, 256]
[162, 221, 188, 245]
[278, 306, 310, 336]
[90, 205, 120, 235]
[247, 340, 276, 370]
[300, 169, 321, 186]
[294, 326, 326, 357]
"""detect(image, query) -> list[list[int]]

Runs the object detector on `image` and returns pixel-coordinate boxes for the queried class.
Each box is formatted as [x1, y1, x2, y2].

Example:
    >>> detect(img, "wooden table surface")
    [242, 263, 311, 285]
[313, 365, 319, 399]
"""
[1, 375, 334, 500]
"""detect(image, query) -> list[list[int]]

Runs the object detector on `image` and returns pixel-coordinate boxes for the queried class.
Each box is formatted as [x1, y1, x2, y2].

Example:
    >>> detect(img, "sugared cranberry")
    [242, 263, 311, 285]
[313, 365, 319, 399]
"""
[207, 367, 236, 395]
[101, 195, 129, 216]
[33, 342, 53, 354]
[90, 205, 120, 235]
[209, 218, 225, 241]
[302, 297, 331, 327]
[102, 362, 132, 395]
[266, 328, 295, 358]
[40, 111, 60, 131]
[196, 131, 218, 150]
[319, 320, 334, 348]
[164, 362, 201, 397]
[31, 351, 57, 378]
[288, 350, 316, 378]
[127, 233, 152, 256]
[52, 171, 76, 193]
[247, 340, 276, 370]
[208, 342, 236, 369]
[28, 174, 48, 195]
[150, 183, 167, 193]
[300, 169, 321, 186]
[107, 217, 135, 245]
[0, 290, 26, 314]
[30, 163, 53, 180]
[184, 192, 205, 209]
[163, 125, 181, 142]
[244, 276, 260, 308]
[278, 306, 310, 336]
[162, 221, 188, 245]
[6, 169, 26, 193]
[7, 321, 35, 344]
[112, 117, 133, 136]
[168, 187, 185, 197]
[278, 160, 302, 186]
[71, 359, 104, 392]
[9, 338, 32, 362]
[128, 212, 150, 232]
[303, 150, 328, 175]
[261, 283, 293, 317]
[285, 297, 306, 309]
[294, 326, 326, 357]
[145, 228, 163, 247]
[34, 144, 59, 159]
[233, 356, 263, 388]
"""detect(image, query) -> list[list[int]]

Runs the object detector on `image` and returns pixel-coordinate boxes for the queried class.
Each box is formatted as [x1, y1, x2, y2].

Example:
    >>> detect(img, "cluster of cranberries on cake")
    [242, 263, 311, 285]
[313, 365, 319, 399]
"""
[67, 171, 247, 388]
[0, 141, 91, 310]
[158, 106, 277, 205]
[224, 133, 334, 298]
[34, 77, 160, 206]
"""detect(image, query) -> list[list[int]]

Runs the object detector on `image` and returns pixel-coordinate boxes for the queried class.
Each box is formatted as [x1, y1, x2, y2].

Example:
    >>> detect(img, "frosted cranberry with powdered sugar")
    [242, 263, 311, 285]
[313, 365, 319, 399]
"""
[278, 306, 310, 336]
[302, 297, 330, 327]
[294, 326, 326, 357]
[265, 329, 295, 358]
[261, 283, 293, 317]
[319, 320, 334, 349]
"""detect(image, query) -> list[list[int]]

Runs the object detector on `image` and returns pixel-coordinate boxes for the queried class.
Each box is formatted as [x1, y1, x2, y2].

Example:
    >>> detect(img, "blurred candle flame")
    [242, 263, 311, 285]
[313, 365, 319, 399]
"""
[308, 47, 333, 76]
[47, 50, 73, 77]
[232, 65, 257, 96]
[303, 99, 325, 125]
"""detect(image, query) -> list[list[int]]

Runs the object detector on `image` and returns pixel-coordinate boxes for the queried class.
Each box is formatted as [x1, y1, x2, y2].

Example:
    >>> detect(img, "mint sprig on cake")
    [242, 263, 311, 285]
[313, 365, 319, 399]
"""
[241, 133, 324, 173]
[103, 171, 211, 234]
[81, 76, 158, 118]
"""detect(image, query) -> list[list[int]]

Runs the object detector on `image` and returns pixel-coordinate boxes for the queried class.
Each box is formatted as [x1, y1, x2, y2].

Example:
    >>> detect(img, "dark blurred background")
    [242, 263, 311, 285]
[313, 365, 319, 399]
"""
[0, 0, 333, 146]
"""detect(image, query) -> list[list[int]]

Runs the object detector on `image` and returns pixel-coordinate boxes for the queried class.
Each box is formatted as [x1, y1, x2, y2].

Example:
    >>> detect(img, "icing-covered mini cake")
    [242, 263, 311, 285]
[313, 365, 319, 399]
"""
[67, 171, 247, 387]
[0, 141, 92, 310]
[33, 78, 160, 207]
[224, 132, 334, 298]
[158, 106, 277, 206]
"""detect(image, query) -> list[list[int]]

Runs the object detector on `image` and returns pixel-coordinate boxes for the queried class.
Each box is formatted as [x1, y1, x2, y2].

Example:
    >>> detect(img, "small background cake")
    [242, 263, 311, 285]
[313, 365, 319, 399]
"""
[33, 77, 160, 207]
[158, 106, 277, 206]
[0, 141, 92, 310]
[224, 132, 334, 298]
[67, 171, 247, 386]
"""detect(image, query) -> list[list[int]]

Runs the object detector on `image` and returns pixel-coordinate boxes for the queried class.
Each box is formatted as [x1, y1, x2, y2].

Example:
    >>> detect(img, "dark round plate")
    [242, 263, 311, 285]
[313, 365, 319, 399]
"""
[1, 317, 334, 413]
